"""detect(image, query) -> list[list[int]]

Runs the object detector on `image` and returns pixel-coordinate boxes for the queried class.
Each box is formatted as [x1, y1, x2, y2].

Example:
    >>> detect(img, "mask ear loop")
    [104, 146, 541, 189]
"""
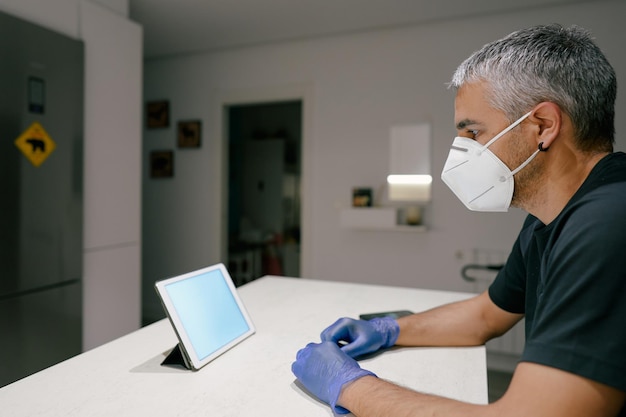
[479, 111, 533, 153]
[506, 140, 548, 181]
[508, 138, 549, 179]
[509, 148, 541, 177]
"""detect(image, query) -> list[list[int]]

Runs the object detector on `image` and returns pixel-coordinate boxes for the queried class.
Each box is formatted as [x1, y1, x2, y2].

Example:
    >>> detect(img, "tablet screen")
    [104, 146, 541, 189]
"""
[155, 264, 255, 369]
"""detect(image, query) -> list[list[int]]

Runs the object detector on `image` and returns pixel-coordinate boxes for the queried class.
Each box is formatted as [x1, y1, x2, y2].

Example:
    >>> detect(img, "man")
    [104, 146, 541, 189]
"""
[291, 24, 626, 416]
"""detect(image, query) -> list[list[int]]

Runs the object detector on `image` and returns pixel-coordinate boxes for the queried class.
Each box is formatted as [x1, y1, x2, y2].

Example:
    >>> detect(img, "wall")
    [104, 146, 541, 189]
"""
[0, 0, 142, 350]
[142, 0, 626, 318]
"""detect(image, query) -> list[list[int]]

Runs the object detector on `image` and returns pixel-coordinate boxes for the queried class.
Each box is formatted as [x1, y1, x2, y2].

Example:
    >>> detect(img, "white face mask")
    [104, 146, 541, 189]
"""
[441, 111, 540, 212]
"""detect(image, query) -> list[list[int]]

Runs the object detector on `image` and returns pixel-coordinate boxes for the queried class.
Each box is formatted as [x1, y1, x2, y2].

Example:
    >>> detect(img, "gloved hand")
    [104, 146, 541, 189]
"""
[320, 317, 400, 358]
[291, 341, 376, 414]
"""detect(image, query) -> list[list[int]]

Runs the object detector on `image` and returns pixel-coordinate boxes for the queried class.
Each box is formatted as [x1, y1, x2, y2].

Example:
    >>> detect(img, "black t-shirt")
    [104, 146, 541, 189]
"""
[489, 152, 626, 408]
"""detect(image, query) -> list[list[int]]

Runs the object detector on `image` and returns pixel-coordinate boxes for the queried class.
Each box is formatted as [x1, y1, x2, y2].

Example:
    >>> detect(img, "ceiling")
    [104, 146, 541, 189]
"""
[129, 0, 592, 59]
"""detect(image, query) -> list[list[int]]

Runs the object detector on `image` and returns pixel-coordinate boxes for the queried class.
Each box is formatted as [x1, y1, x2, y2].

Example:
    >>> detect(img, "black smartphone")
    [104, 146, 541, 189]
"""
[359, 310, 413, 320]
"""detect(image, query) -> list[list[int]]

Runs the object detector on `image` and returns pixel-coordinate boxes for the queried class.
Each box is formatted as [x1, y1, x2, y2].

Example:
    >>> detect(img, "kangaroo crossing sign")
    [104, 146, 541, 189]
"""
[14, 121, 56, 167]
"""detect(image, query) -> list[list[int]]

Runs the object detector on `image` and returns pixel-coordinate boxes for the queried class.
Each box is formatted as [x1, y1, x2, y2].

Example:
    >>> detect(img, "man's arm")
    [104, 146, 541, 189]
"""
[293, 291, 625, 416]
[339, 362, 625, 417]
[395, 290, 523, 347]
[320, 290, 521, 359]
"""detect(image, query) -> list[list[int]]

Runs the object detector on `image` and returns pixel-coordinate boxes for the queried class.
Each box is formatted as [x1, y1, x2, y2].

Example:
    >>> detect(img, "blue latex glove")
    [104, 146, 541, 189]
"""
[291, 341, 376, 414]
[320, 317, 400, 358]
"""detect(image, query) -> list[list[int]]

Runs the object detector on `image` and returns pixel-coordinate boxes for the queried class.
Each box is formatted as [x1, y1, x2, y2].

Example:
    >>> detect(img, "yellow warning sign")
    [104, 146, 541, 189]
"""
[14, 121, 56, 167]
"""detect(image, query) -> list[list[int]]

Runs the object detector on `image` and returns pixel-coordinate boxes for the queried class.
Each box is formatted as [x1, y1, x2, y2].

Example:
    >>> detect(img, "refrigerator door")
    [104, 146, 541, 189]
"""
[0, 282, 82, 386]
[0, 11, 84, 386]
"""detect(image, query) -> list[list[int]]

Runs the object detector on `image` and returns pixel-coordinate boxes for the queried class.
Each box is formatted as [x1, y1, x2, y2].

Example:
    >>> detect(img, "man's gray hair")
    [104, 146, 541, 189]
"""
[450, 24, 616, 152]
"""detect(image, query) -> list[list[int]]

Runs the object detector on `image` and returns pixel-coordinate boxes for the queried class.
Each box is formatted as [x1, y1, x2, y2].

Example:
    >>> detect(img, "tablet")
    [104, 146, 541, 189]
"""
[154, 263, 255, 370]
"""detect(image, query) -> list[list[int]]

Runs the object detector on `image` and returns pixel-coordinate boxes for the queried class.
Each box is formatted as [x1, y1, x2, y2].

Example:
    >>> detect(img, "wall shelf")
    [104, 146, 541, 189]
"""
[340, 208, 427, 232]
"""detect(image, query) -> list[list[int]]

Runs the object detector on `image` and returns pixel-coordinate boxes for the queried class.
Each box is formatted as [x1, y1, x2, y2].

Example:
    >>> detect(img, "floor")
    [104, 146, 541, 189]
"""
[487, 369, 513, 403]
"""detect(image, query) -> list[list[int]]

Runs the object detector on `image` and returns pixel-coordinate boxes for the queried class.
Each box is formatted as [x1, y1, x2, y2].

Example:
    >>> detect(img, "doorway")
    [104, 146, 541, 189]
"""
[226, 100, 302, 286]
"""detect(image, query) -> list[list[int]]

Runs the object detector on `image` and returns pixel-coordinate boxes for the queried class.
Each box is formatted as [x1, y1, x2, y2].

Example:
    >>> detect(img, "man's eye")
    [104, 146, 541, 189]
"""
[467, 129, 479, 138]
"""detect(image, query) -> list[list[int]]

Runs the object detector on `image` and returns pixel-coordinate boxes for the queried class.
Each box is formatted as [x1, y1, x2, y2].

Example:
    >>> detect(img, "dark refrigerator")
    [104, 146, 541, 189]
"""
[0, 11, 84, 387]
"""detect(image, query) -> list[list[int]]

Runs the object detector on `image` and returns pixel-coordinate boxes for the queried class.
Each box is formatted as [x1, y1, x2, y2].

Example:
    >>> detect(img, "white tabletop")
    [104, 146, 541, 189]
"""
[0, 276, 487, 416]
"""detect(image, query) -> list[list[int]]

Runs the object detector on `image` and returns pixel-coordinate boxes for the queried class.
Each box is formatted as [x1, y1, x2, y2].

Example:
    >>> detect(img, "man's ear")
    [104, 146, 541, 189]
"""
[529, 102, 562, 150]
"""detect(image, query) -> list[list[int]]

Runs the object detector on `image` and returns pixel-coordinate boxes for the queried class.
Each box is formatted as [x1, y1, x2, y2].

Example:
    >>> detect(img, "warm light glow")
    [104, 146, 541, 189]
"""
[386, 175, 433, 185]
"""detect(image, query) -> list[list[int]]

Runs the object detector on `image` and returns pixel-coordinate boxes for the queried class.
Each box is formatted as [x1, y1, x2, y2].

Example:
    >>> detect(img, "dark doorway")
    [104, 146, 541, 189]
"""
[226, 100, 302, 286]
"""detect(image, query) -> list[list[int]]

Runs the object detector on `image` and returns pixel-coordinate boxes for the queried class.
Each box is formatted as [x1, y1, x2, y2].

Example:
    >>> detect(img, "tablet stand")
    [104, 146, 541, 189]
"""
[161, 343, 192, 370]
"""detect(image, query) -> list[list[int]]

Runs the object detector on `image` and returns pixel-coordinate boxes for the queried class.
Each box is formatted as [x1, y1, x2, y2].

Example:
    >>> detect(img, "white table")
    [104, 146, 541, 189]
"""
[0, 276, 488, 416]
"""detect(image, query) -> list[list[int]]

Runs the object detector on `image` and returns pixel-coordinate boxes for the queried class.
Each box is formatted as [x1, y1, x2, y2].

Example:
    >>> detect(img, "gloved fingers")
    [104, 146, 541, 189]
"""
[291, 343, 318, 383]
[291, 352, 308, 377]
[291, 342, 345, 395]
[320, 317, 355, 343]
[339, 337, 371, 358]
[292, 342, 343, 378]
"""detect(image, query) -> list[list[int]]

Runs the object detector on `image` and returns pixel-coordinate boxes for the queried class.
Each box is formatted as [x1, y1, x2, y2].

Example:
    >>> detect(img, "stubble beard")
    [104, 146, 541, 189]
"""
[510, 133, 544, 210]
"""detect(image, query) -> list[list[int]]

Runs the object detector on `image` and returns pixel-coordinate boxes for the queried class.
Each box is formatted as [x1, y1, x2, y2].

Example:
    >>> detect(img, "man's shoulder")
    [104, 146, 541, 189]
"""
[590, 151, 626, 183]
[570, 151, 626, 208]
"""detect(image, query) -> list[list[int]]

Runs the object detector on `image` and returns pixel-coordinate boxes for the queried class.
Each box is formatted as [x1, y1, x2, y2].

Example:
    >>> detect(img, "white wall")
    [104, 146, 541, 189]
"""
[142, 0, 626, 317]
[0, 0, 143, 350]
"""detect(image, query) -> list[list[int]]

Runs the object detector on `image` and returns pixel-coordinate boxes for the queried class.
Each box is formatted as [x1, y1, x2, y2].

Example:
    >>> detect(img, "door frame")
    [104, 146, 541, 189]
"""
[213, 84, 314, 278]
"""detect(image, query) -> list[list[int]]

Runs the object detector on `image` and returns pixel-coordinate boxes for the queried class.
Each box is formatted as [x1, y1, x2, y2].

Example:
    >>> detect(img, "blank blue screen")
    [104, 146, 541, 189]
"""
[165, 269, 250, 360]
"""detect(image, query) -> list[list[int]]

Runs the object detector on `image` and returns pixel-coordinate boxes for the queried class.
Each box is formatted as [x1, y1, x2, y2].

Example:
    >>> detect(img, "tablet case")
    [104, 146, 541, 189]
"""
[162, 343, 192, 370]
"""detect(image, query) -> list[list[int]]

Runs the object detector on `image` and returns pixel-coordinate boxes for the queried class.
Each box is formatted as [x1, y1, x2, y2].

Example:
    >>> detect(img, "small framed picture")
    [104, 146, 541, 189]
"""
[177, 120, 202, 148]
[150, 150, 174, 178]
[352, 187, 373, 207]
[146, 100, 169, 128]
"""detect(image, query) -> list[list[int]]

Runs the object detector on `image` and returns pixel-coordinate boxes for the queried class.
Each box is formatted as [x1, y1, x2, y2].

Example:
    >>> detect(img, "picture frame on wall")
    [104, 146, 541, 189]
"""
[146, 100, 170, 128]
[177, 120, 202, 148]
[150, 150, 174, 178]
[352, 187, 373, 207]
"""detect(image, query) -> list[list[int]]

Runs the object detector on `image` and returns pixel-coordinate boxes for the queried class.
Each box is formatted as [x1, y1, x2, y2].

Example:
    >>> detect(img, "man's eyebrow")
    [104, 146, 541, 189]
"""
[455, 119, 479, 130]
